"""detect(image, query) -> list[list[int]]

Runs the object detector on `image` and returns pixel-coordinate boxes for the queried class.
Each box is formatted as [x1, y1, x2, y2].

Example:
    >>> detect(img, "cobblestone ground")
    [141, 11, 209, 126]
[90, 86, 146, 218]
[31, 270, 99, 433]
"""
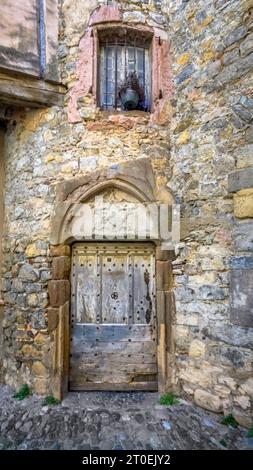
[0, 386, 252, 450]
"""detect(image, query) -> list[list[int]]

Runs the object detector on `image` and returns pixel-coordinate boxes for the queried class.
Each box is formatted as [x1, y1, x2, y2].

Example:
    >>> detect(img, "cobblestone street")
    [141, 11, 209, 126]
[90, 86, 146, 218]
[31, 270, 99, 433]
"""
[0, 386, 252, 450]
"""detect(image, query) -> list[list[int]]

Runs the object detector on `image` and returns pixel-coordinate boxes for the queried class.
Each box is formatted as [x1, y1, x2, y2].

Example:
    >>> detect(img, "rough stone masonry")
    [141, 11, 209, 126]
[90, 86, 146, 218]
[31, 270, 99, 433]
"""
[0, 0, 253, 428]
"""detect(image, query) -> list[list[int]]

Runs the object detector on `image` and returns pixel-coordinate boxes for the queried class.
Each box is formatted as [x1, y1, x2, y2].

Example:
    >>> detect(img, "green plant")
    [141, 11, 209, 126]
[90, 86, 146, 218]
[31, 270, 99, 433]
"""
[13, 384, 32, 401]
[247, 426, 253, 438]
[221, 414, 239, 428]
[219, 439, 227, 448]
[159, 393, 179, 406]
[42, 396, 61, 406]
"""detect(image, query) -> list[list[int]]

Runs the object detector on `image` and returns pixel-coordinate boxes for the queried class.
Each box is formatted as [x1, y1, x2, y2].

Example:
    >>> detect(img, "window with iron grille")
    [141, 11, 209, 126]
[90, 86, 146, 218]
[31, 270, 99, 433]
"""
[99, 31, 152, 112]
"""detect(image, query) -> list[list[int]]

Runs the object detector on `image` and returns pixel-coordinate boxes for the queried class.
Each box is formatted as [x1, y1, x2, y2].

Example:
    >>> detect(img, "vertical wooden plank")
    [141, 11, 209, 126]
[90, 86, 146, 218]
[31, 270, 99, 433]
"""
[101, 252, 129, 323]
[75, 252, 98, 323]
[133, 252, 155, 324]
[128, 252, 134, 324]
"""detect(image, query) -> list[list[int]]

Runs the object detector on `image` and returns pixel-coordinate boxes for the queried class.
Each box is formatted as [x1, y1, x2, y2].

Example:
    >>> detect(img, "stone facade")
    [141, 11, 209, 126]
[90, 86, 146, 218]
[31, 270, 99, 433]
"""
[0, 0, 253, 427]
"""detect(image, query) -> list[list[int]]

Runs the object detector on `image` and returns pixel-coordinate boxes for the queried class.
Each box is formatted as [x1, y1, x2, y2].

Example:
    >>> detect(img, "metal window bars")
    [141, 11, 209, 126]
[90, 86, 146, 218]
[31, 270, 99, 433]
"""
[101, 33, 151, 111]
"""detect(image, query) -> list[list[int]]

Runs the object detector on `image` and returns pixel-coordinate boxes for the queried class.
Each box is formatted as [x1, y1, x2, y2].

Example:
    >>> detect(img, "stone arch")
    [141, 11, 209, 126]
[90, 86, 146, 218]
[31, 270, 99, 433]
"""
[49, 158, 176, 399]
[50, 158, 174, 246]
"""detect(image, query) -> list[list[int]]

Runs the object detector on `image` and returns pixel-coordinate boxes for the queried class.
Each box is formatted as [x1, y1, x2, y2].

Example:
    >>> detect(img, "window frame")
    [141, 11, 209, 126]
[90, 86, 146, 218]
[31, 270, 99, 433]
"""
[97, 27, 153, 113]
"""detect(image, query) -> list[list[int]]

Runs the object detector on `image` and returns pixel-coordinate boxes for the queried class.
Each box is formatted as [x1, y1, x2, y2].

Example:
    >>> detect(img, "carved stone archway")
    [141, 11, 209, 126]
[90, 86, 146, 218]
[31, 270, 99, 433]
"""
[48, 158, 176, 399]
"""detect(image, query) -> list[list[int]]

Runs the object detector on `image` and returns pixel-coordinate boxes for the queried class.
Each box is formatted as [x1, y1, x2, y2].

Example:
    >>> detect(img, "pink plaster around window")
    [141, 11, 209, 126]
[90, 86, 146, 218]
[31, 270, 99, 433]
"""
[68, 27, 95, 124]
[89, 4, 122, 26]
[152, 37, 174, 124]
[67, 5, 173, 125]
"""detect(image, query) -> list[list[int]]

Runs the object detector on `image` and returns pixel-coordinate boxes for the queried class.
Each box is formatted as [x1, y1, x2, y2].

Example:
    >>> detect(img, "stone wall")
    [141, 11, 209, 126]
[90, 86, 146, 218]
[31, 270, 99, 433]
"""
[1, 0, 253, 426]
[1, 0, 172, 397]
[167, 0, 253, 427]
[0, 125, 5, 382]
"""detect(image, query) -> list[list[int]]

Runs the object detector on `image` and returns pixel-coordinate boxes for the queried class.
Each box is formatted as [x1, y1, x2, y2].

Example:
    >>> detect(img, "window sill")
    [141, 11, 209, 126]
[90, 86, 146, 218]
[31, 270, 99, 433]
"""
[99, 110, 151, 118]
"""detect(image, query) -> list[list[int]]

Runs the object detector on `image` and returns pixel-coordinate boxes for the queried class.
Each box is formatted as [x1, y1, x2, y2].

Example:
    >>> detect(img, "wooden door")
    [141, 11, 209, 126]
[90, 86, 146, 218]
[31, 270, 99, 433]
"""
[70, 243, 157, 391]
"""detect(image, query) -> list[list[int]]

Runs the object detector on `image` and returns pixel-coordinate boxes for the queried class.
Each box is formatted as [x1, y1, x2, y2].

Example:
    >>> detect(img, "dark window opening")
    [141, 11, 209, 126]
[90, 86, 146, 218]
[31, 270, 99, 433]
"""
[99, 30, 152, 112]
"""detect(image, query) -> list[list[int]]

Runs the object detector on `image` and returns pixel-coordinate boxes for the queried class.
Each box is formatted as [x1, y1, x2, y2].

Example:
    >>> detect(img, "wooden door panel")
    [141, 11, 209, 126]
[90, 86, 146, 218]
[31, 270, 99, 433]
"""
[70, 243, 157, 391]
[133, 254, 155, 324]
[75, 254, 98, 323]
[101, 253, 130, 323]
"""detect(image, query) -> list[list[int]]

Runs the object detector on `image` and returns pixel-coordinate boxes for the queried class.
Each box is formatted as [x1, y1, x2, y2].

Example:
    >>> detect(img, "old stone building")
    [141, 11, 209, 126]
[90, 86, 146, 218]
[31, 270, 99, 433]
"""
[0, 0, 252, 428]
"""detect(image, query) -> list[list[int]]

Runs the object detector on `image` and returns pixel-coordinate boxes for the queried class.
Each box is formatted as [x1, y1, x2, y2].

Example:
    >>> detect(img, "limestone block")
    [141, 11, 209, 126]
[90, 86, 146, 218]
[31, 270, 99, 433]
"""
[52, 256, 71, 280]
[177, 313, 199, 327]
[189, 340, 206, 358]
[46, 307, 59, 333]
[18, 264, 39, 281]
[230, 269, 253, 328]
[240, 32, 253, 57]
[194, 389, 222, 413]
[218, 376, 237, 391]
[156, 261, 172, 291]
[175, 326, 190, 354]
[232, 407, 253, 428]
[179, 367, 213, 388]
[50, 245, 71, 257]
[234, 189, 253, 218]
[228, 168, 253, 193]
[33, 378, 50, 395]
[48, 280, 70, 307]
[27, 293, 39, 307]
[239, 378, 253, 398]
[214, 385, 231, 398]
[234, 395, 251, 410]
[25, 243, 47, 258]
[32, 362, 50, 378]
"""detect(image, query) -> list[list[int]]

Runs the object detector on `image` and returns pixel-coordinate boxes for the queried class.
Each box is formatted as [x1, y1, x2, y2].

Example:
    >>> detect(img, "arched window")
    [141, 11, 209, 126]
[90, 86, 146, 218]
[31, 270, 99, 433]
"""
[98, 28, 152, 111]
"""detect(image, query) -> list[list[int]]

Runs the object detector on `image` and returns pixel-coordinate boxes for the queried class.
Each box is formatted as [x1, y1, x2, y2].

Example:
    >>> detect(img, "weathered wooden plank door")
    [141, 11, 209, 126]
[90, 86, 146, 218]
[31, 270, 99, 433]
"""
[70, 243, 157, 391]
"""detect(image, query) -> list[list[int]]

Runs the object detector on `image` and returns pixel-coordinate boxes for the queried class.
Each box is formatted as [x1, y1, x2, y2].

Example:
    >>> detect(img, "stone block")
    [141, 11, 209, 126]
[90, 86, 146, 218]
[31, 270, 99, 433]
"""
[32, 362, 50, 378]
[175, 326, 190, 354]
[33, 378, 50, 395]
[18, 264, 39, 281]
[230, 269, 253, 327]
[27, 293, 39, 307]
[46, 307, 59, 333]
[50, 245, 71, 257]
[223, 48, 239, 66]
[234, 221, 253, 252]
[25, 242, 47, 258]
[240, 32, 253, 57]
[234, 189, 253, 218]
[228, 168, 253, 193]
[156, 261, 172, 291]
[239, 378, 253, 398]
[189, 340, 206, 358]
[232, 407, 253, 428]
[230, 256, 253, 270]
[224, 25, 248, 47]
[236, 145, 253, 169]
[52, 256, 71, 280]
[194, 389, 222, 413]
[198, 285, 228, 301]
[48, 280, 70, 307]
[176, 64, 195, 84]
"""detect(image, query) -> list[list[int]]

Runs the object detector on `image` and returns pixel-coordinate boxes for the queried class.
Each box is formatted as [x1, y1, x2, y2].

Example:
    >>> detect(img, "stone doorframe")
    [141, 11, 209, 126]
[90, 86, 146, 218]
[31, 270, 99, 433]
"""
[48, 158, 176, 399]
